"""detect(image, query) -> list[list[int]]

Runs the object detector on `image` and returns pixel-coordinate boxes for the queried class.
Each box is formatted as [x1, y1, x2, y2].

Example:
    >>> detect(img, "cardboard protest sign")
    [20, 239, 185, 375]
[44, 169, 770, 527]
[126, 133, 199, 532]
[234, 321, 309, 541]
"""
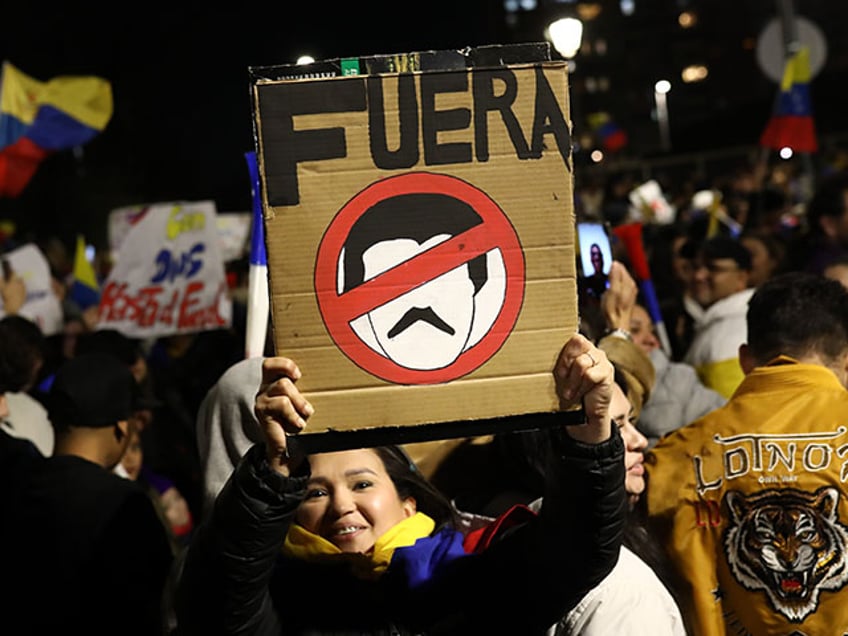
[250, 43, 578, 440]
[98, 200, 233, 338]
[0, 243, 63, 335]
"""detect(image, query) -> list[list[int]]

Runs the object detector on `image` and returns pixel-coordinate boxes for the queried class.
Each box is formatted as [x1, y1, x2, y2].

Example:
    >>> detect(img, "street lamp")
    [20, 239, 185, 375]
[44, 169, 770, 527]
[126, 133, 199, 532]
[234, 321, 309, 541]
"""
[548, 17, 584, 59]
[654, 79, 671, 152]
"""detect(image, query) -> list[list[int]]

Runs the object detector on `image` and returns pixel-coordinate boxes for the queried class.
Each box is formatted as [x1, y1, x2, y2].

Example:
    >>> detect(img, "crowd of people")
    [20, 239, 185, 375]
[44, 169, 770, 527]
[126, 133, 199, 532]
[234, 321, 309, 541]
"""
[3, 152, 848, 634]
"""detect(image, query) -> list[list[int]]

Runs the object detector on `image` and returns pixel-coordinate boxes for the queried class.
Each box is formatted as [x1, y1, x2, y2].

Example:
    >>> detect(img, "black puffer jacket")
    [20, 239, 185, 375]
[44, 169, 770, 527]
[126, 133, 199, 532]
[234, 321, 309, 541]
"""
[175, 425, 625, 635]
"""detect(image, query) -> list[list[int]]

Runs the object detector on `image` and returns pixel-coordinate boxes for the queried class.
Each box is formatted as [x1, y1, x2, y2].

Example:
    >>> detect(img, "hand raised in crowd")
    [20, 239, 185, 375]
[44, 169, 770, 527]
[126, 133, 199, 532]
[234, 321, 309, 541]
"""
[554, 333, 614, 445]
[254, 356, 314, 476]
[600, 260, 638, 332]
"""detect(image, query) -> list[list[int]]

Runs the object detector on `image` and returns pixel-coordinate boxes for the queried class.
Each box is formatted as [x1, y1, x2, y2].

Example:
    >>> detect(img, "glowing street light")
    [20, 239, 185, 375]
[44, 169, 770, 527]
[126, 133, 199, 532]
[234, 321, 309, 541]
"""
[548, 17, 584, 59]
[654, 79, 671, 152]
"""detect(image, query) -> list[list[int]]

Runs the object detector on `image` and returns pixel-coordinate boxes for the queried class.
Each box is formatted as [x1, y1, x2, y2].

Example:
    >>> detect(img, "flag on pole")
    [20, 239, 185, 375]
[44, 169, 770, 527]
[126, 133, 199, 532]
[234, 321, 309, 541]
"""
[612, 222, 673, 357]
[244, 151, 270, 359]
[0, 62, 113, 197]
[759, 46, 818, 153]
[69, 234, 100, 310]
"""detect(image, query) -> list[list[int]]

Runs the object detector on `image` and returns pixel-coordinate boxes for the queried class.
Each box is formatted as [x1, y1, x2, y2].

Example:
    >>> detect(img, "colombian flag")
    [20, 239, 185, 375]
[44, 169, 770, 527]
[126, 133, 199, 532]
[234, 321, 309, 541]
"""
[759, 46, 817, 153]
[69, 234, 100, 310]
[0, 62, 113, 197]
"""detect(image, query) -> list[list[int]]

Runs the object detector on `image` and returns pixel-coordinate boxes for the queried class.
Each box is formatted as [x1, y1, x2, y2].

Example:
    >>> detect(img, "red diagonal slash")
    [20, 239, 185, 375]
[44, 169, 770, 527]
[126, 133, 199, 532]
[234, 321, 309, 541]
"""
[332, 223, 496, 321]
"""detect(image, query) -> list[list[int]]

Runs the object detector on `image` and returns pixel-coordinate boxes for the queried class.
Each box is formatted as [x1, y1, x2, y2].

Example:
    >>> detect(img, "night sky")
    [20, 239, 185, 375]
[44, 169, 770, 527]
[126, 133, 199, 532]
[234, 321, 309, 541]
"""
[2, 3, 846, 251]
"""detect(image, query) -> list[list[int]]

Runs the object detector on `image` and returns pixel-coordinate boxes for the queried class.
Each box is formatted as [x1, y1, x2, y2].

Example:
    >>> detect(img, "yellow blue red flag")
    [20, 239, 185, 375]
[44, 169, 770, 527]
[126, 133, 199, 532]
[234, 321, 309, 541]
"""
[587, 111, 628, 153]
[760, 46, 818, 153]
[0, 62, 113, 197]
[69, 234, 101, 310]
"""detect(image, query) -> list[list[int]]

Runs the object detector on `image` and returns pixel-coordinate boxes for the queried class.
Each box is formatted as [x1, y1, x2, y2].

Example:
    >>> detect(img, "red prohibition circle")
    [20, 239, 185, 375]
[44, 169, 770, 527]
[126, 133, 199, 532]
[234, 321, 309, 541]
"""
[315, 172, 525, 385]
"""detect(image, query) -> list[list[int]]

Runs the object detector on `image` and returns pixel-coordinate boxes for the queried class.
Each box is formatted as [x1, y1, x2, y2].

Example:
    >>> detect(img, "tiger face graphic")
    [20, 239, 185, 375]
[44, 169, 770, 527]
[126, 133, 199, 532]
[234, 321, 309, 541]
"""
[723, 487, 848, 622]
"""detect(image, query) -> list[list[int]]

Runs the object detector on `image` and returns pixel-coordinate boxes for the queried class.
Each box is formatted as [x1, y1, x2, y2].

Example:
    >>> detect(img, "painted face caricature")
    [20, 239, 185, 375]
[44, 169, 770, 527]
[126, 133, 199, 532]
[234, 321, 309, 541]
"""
[341, 193, 505, 371]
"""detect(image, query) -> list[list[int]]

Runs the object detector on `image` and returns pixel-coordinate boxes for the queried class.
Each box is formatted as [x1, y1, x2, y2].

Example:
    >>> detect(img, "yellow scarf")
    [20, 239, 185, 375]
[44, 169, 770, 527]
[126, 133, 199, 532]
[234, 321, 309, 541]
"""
[282, 512, 435, 580]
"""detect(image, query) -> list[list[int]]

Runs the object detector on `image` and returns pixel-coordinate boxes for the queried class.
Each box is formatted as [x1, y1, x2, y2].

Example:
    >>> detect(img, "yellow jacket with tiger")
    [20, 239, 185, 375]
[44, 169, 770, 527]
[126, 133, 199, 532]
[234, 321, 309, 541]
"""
[645, 357, 848, 635]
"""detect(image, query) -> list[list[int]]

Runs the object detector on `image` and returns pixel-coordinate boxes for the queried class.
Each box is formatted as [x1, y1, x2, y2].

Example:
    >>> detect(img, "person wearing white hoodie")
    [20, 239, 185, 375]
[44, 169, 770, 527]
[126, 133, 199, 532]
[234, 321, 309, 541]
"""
[682, 235, 754, 398]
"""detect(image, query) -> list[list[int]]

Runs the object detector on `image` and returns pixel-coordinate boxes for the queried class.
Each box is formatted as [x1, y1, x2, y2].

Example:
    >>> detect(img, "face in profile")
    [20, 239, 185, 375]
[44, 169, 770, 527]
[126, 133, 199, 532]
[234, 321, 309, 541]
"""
[628, 304, 660, 356]
[610, 381, 647, 508]
[119, 426, 143, 481]
[296, 448, 417, 554]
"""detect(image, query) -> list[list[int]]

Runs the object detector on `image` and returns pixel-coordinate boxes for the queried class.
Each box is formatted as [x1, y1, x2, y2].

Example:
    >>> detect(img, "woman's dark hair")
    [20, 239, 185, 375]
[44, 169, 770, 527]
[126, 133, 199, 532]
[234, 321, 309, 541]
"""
[374, 445, 458, 531]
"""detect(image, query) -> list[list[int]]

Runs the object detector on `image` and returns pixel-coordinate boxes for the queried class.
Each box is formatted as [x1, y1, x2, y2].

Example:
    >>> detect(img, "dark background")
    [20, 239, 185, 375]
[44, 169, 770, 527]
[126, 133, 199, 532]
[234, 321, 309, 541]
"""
[2, 1, 846, 251]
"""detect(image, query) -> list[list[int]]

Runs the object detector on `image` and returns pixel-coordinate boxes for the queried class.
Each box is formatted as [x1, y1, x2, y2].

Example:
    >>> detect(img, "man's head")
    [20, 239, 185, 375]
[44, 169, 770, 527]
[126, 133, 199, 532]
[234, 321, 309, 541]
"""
[590, 242, 604, 274]
[691, 236, 752, 308]
[740, 272, 848, 385]
[47, 352, 138, 467]
[341, 193, 493, 370]
[807, 170, 848, 246]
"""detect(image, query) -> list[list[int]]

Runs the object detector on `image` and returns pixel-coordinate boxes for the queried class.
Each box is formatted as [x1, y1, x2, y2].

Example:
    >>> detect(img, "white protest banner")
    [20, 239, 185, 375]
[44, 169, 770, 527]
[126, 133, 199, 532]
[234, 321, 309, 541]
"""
[109, 205, 251, 264]
[0, 243, 63, 335]
[216, 212, 251, 263]
[98, 200, 233, 338]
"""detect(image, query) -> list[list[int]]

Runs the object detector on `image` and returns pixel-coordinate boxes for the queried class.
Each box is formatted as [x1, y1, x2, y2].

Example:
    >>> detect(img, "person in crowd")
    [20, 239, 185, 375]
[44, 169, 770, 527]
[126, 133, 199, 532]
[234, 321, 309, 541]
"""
[0, 258, 26, 317]
[0, 351, 174, 635]
[176, 333, 627, 634]
[0, 314, 53, 455]
[0, 317, 45, 472]
[821, 251, 848, 290]
[739, 227, 787, 288]
[194, 355, 264, 521]
[426, 341, 683, 633]
[115, 422, 194, 554]
[682, 234, 753, 398]
[584, 241, 609, 299]
[645, 272, 848, 634]
[146, 329, 244, 523]
[786, 169, 848, 274]
[644, 222, 697, 361]
[594, 260, 655, 420]
[629, 302, 726, 447]
[481, 368, 686, 635]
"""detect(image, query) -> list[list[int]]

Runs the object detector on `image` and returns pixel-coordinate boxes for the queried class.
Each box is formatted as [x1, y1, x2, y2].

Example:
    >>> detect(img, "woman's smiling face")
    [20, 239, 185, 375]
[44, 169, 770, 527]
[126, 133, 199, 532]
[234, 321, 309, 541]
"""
[296, 448, 417, 554]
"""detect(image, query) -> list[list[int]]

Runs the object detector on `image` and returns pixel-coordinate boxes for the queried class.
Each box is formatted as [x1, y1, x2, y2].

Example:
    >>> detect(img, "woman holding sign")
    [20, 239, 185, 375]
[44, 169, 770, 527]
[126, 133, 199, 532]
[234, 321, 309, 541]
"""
[176, 333, 625, 635]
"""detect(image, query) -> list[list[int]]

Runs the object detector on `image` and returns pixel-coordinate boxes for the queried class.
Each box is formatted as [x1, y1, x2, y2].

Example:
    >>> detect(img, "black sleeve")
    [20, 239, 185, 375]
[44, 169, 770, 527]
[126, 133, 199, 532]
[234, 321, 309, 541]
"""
[94, 491, 175, 636]
[412, 423, 627, 635]
[175, 444, 307, 635]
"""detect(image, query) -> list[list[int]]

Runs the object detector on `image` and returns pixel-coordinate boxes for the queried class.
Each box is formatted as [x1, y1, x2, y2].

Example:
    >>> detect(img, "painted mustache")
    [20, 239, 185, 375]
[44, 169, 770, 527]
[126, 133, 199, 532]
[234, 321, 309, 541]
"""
[388, 306, 455, 338]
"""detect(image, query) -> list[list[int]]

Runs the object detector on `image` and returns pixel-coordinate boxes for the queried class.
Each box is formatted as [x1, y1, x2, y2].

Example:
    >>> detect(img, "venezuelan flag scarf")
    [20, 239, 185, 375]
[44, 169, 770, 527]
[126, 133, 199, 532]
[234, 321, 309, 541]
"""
[282, 512, 436, 580]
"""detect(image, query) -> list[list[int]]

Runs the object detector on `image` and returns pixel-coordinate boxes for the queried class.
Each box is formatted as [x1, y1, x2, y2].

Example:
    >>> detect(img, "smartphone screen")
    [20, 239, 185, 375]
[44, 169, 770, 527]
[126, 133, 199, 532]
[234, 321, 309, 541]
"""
[576, 222, 612, 299]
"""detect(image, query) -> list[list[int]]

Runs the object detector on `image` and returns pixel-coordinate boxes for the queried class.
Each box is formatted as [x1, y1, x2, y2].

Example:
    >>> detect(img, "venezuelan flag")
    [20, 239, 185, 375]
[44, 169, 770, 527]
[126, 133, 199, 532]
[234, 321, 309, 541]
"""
[0, 62, 113, 197]
[587, 111, 628, 153]
[69, 234, 101, 310]
[760, 46, 818, 153]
